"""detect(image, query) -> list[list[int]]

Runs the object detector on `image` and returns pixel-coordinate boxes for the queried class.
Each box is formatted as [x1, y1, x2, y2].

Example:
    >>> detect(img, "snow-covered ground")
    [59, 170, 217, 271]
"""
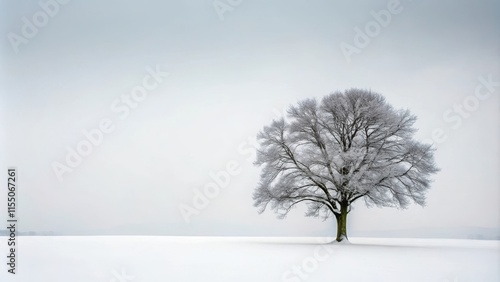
[1, 236, 498, 282]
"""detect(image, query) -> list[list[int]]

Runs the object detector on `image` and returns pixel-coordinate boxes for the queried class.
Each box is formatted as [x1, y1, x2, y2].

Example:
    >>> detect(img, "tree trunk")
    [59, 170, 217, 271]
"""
[335, 201, 349, 242]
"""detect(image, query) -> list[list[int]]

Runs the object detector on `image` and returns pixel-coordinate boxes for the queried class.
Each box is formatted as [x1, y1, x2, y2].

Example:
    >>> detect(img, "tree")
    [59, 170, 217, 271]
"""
[253, 89, 439, 242]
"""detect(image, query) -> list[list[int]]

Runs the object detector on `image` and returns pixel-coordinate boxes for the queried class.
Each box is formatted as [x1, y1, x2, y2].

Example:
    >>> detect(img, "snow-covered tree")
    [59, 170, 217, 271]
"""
[253, 89, 439, 242]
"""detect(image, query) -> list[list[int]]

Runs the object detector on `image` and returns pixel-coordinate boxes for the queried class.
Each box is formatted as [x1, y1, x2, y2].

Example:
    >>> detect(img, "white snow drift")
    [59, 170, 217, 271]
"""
[0, 236, 498, 282]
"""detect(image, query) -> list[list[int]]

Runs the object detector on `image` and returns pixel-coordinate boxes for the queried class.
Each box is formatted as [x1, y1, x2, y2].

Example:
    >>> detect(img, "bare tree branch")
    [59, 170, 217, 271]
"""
[253, 89, 439, 241]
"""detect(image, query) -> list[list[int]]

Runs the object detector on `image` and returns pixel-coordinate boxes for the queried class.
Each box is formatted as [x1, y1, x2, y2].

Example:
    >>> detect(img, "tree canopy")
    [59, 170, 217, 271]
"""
[253, 89, 439, 241]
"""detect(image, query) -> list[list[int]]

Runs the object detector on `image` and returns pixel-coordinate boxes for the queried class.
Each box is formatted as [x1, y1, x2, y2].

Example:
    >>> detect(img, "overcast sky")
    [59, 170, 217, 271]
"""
[0, 0, 498, 236]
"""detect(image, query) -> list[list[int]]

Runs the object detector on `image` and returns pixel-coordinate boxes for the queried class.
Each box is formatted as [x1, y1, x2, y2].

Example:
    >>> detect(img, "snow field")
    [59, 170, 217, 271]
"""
[0, 236, 498, 282]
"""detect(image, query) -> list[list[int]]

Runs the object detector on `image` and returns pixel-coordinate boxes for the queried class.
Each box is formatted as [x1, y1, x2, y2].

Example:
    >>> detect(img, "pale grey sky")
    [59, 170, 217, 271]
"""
[0, 0, 498, 236]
